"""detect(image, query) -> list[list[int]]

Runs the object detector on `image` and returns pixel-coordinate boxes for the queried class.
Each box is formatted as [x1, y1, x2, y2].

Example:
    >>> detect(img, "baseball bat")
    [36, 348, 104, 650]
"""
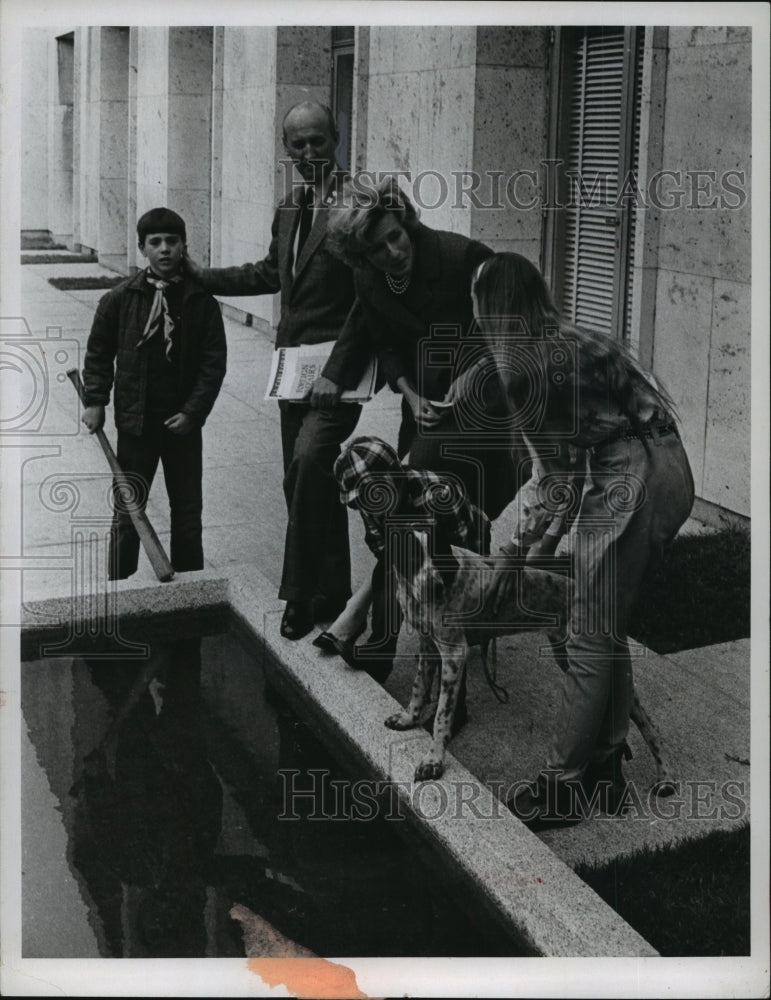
[67, 368, 175, 582]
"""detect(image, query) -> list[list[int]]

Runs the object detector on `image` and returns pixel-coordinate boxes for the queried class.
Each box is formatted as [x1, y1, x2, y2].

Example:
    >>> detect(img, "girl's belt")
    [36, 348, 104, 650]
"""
[589, 421, 678, 454]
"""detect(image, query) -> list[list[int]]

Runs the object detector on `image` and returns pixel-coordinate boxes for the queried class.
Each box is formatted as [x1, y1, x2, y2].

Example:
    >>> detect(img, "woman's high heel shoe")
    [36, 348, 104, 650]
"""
[312, 622, 366, 656]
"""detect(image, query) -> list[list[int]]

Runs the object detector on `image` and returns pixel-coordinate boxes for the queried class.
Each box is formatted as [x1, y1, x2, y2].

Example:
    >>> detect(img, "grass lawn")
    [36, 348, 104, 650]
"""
[576, 823, 751, 956]
[586, 527, 752, 955]
[47, 275, 125, 291]
[21, 234, 67, 250]
[22, 253, 98, 265]
[629, 528, 751, 653]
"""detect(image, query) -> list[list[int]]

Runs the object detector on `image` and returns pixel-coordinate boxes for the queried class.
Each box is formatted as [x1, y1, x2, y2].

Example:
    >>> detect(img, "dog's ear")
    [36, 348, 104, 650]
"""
[406, 528, 428, 577]
[402, 528, 444, 602]
[430, 522, 459, 590]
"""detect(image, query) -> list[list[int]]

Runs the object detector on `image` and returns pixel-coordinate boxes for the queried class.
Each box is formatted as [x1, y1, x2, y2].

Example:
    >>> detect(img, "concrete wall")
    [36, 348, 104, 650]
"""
[134, 26, 170, 246]
[96, 28, 129, 271]
[167, 27, 214, 266]
[365, 26, 477, 234]
[70, 27, 129, 260]
[210, 26, 332, 330]
[650, 27, 751, 515]
[49, 36, 75, 245]
[471, 26, 550, 261]
[74, 27, 99, 251]
[275, 25, 333, 199]
[21, 30, 51, 233]
[126, 28, 138, 269]
[133, 27, 213, 269]
[362, 26, 549, 250]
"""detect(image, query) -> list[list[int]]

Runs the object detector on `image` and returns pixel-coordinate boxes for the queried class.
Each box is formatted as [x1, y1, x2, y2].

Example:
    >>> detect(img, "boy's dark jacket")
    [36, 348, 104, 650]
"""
[83, 270, 227, 436]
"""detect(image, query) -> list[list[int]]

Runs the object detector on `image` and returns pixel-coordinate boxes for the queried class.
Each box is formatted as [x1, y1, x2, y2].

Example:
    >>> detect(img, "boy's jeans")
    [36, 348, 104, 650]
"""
[109, 420, 203, 579]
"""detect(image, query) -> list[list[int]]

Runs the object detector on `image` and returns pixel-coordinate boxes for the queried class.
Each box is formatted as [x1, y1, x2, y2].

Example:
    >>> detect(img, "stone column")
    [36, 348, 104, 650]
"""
[134, 27, 170, 269]
[210, 26, 331, 332]
[362, 26, 478, 234]
[133, 28, 213, 267]
[470, 27, 550, 259]
[274, 26, 332, 193]
[48, 32, 75, 246]
[21, 29, 53, 238]
[77, 27, 101, 252]
[97, 27, 129, 272]
[126, 28, 138, 271]
[209, 26, 281, 327]
[71, 26, 87, 250]
[651, 26, 751, 516]
[166, 27, 213, 265]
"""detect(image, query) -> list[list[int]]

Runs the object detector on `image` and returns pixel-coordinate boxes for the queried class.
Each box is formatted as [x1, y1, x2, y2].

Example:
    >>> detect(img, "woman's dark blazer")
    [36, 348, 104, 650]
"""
[323, 223, 527, 518]
[323, 222, 492, 397]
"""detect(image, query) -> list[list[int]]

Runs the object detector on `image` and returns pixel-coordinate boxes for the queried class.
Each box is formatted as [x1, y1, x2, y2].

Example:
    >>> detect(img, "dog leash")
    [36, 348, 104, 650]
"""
[479, 637, 510, 704]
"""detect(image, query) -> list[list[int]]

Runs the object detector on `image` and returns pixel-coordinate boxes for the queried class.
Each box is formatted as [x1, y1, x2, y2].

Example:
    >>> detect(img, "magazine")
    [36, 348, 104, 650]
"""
[264, 342, 378, 402]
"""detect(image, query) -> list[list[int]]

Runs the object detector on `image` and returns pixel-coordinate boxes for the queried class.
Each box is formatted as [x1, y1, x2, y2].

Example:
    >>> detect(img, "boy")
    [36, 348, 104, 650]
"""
[81, 207, 227, 579]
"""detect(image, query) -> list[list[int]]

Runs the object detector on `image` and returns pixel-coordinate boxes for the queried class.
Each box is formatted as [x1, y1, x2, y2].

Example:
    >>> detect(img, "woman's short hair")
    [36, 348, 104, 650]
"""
[326, 175, 420, 268]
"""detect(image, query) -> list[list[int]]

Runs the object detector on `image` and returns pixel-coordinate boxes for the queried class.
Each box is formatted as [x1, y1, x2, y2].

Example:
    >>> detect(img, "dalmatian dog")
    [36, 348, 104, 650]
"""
[385, 529, 674, 791]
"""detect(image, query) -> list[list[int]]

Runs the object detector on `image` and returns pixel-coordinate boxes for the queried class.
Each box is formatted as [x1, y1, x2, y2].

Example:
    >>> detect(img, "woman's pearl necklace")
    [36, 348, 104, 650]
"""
[385, 271, 411, 295]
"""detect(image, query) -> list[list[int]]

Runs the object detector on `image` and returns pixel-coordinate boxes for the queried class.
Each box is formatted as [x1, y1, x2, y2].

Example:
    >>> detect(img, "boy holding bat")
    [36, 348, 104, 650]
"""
[81, 208, 227, 579]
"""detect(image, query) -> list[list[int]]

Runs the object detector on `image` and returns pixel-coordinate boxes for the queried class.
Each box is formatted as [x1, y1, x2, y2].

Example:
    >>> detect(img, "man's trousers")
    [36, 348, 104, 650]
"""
[278, 401, 362, 608]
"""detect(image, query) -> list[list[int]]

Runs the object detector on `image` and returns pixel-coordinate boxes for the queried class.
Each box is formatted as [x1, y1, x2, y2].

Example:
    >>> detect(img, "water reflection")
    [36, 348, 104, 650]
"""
[22, 631, 517, 958]
[69, 640, 221, 957]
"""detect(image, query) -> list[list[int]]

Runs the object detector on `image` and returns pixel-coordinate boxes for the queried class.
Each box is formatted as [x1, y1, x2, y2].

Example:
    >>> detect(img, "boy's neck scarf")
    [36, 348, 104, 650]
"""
[137, 269, 183, 359]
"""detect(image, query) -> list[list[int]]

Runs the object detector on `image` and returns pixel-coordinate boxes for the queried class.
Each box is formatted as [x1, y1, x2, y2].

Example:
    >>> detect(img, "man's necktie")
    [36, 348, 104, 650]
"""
[296, 186, 314, 261]
[137, 271, 182, 360]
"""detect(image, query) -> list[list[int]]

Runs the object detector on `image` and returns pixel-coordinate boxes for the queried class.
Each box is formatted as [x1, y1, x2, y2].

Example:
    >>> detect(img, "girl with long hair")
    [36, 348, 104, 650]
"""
[474, 252, 695, 828]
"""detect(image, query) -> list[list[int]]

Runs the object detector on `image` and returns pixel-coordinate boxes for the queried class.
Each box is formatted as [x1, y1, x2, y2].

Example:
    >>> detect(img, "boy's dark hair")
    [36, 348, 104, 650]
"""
[137, 207, 187, 246]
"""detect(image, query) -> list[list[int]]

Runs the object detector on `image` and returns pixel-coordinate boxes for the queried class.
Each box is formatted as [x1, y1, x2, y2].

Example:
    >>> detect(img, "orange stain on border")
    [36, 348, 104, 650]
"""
[247, 958, 369, 999]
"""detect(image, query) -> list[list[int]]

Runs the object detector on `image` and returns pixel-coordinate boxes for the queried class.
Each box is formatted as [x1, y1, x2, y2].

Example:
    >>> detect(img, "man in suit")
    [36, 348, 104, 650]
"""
[190, 102, 361, 639]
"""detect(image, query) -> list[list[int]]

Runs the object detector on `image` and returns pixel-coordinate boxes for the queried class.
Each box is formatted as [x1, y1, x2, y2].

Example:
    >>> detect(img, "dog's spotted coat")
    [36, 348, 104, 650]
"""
[386, 530, 674, 791]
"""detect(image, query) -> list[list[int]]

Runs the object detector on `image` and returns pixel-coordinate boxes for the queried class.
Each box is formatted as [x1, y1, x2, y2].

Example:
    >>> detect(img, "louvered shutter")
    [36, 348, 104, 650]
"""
[623, 30, 644, 341]
[554, 27, 642, 341]
[332, 27, 355, 172]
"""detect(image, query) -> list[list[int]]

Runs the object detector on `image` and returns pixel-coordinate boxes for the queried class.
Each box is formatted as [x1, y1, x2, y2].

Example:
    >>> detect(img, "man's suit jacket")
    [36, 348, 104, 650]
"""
[199, 171, 356, 349]
[323, 223, 493, 398]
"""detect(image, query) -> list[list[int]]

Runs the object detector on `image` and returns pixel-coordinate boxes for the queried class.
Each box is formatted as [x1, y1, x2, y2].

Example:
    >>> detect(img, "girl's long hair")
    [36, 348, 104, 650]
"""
[472, 253, 677, 428]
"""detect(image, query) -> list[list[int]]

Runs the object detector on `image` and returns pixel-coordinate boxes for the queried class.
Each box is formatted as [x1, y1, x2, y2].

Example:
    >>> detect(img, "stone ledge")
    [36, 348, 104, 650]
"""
[226, 569, 659, 957]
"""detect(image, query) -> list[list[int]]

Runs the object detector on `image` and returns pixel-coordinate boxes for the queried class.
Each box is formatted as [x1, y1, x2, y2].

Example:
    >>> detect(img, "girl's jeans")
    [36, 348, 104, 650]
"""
[547, 430, 695, 781]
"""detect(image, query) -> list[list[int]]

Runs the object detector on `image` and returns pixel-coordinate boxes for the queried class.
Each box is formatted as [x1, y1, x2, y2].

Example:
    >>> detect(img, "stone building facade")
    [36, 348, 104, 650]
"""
[21, 24, 752, 519]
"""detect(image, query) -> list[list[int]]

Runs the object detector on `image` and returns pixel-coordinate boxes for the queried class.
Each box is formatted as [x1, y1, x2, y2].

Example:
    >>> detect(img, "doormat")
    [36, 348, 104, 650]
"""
[47, 276, 125, 291]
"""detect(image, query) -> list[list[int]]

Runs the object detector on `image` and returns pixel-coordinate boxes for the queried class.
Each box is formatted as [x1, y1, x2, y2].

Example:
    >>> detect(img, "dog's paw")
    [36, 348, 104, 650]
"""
[651, 778, 678, 798]
[384, 711, 416, 731]
[414, 758, 444, 782]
